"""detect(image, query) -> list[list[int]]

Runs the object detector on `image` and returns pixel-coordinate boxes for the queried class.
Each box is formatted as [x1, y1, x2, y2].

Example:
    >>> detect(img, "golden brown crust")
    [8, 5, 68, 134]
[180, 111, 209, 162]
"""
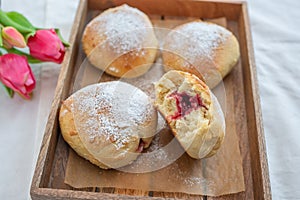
[59, 82, 157, 169]
[82, 4, 158, 78]
[59, 98, 109, 169]
[162, 21, 240, 88]
[154, 70, 225, 159]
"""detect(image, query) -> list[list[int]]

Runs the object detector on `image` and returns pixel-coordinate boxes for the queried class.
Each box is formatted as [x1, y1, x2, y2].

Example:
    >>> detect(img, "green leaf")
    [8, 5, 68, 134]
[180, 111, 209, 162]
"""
[26, 55, 42, 64]
[0, 9, 35, 33]
[4, 86, 14, 98]
[24, 31, 36, 42]
[6, 11, 35, 30]
[54, 28, 70, 47]
[1, 83, 14, 98]
[5, 47, 42, 64]
[0, 26, 3, 47]
[0, 46, 8, 54]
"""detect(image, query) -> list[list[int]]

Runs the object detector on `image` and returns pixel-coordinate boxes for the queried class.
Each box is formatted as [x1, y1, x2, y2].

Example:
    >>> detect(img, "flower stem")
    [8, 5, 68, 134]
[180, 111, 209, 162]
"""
[0, 82, 14, 98]
[0, 46, 42, 63]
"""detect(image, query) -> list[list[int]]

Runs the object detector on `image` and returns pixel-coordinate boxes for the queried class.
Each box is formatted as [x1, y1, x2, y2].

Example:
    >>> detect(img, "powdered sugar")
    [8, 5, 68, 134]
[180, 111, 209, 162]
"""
[119, 131, 173, 172]
[166, 161, 208, 187]
[91, 5, 150, 55]
[72, 81, 154, 149]
[164, 21, 230, 68]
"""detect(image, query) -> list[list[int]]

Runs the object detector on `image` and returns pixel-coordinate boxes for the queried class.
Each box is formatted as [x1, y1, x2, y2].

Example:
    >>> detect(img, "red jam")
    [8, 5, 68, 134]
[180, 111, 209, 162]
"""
[168, 91, 207, 120]
[136, 140, 145, 153]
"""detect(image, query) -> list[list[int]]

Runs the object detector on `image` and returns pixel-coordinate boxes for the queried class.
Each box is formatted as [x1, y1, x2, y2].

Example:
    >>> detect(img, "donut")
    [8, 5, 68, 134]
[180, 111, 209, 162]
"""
[154, 70, 225, 159]
[162, 20, 240, 88]
[82, 4, 158, 78]
[59, 81, 157, 169]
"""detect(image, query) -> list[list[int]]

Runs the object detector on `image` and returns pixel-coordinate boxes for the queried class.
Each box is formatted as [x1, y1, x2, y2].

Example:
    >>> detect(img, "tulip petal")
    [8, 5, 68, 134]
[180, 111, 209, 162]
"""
[0, 54, 36, 99]
[2, 26, 26, 48]
[28, 29, 65, 63]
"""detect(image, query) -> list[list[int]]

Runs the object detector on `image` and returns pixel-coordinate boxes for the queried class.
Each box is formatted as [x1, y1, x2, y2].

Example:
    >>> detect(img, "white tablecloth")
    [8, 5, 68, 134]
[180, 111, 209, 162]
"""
[0, 0, 299, 199]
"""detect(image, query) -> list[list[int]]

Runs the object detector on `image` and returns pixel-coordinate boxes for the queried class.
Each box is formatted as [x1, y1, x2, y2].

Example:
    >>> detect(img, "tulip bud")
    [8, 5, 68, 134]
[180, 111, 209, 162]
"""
[28, 29, 65, 64]
[2, 38, 13, 49]
[0, 54, 36, 99]
[1, 26, 26, 48]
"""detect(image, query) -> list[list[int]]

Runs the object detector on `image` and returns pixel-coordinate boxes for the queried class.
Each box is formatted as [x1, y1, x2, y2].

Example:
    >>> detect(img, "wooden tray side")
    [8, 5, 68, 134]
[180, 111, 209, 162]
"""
[238, 2, 271, 200]
[207, 18, 253, 200]
[88, 0, 242, 20]
[207, 2, 271, 200]
[30, 0, 271, 199]
[30, 0, 89, 198]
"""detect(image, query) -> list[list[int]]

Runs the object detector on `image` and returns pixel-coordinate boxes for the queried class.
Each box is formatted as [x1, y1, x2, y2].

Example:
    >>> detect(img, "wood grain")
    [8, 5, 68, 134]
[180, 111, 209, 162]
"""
[208, 20, 254, 200]
[88, 0, 242, 20]
[30, 0, 271, 199]
[152, 191, 204, 199]
[30, 0, 89, 195]
[47, 134, 72, 189]
[237, 3, 271, 200]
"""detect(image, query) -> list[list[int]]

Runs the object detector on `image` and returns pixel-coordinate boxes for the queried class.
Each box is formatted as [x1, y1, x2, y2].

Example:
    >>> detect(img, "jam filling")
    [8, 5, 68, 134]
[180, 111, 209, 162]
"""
[168, 91, 208, 120]
[136, 139, 145, 153]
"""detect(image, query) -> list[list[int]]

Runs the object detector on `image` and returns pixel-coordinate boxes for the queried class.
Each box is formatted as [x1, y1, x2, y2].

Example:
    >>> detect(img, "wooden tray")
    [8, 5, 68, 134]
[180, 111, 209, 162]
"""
[30, 0, 271, 199]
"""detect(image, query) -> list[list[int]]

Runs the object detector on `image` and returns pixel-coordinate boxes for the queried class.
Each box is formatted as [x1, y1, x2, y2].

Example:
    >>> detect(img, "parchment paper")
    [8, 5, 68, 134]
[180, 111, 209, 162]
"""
[64, 17, 245, 196]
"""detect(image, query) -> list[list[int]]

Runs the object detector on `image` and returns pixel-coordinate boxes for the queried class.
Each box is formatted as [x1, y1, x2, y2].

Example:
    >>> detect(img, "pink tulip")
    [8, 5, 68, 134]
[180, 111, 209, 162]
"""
[1, 26, 26, 48]
[0, 54, 36, 99]
[2, 39, 13, 49]
[27, 29, 65, 64]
